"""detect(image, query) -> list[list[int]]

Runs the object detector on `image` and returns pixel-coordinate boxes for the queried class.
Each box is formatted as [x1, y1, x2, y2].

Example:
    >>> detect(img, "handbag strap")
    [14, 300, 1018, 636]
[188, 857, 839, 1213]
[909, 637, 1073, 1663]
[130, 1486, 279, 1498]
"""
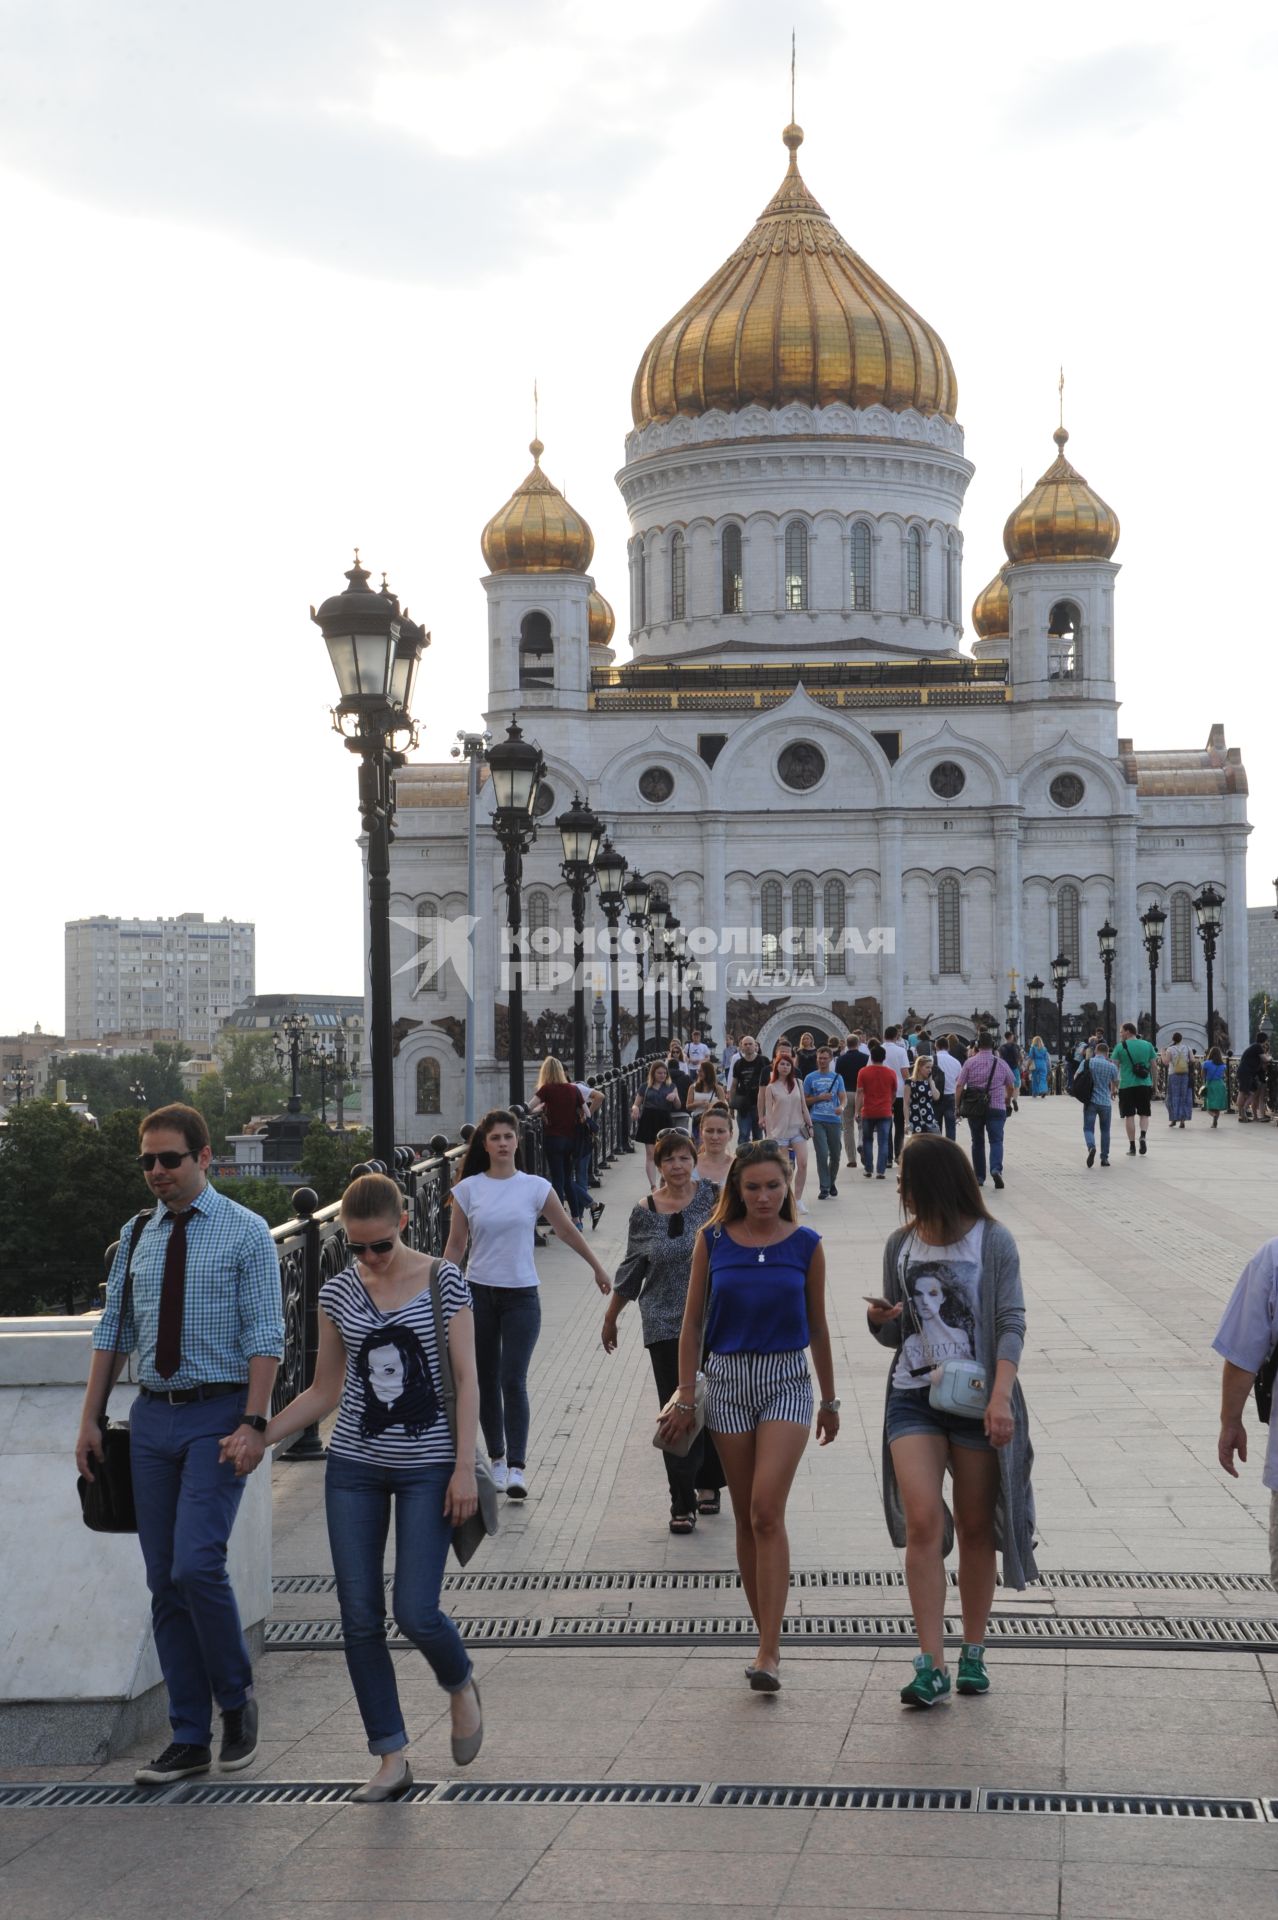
[424, 1256, 458, 1450]
[101, 1207, 153, 1416]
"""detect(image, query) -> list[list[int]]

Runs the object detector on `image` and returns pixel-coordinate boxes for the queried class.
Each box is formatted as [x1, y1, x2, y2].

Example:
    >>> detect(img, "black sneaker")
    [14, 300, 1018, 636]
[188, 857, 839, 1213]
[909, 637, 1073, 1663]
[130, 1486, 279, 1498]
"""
[829, 1184, 838, 1197]
[219, 1698, 259, 1771]
[135, 1742, 212, 1786]
[992, 1172, 1004, 1189]
[1138, 1136, 1147, 1156]
[1086, 1147, 1096, 1168]
[1128, 1142, 1137, 1156]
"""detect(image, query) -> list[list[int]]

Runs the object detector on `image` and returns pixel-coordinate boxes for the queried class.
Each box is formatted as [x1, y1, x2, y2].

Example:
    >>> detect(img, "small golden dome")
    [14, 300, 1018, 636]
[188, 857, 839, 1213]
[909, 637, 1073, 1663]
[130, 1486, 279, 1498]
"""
[971, 568, 1010, 640]
[1003, 426, 1119, 565]
[587, 588, 615, 648]
[481, 439, 595, 574]
[631, 126, 957, 430]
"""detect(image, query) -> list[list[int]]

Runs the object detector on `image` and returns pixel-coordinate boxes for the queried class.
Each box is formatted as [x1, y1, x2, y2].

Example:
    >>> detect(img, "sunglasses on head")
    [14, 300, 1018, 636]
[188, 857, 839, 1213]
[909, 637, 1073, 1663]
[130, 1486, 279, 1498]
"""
[734, 1138, 782, 1157]
[346, 1236, 398, 1257]
[655, 1127, 694, 1142]
[137, 1150, 196, 1171]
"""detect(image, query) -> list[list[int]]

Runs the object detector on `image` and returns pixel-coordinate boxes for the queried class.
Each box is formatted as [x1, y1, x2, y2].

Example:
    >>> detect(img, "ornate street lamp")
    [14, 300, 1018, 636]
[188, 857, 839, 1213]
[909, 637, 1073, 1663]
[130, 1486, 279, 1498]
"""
[665, 914, 682, 1048]
[274, 1010, 311, 1116]
[1193, 883, 1225, 1052]
[1139, 904, 1167, 1048]
[648, 890, 670, 1051]
[672, 923, 689, 1043]
[488, 719, 546, 1104]
[1026, 974, 1044, 1046]
[556, 792, 603, 1079]
[313, 555, 427, 1167]
[1050, 953, 1069, 1078]
[594, 836, 627, 1071]
[623, 869, 651, 1059]
[3, 1066, 34, 1106]
[1004, 991, 1021, 1043]
[306, 1036, 335, 1126]
[128, 1078, 147, 1107]
[1097, 920, 1118, 1047]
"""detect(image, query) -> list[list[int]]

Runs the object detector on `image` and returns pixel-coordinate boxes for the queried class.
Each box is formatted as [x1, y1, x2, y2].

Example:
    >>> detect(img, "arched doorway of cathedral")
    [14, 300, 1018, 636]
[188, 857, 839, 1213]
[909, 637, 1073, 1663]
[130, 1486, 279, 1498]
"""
[756, 1005, 843, 1058]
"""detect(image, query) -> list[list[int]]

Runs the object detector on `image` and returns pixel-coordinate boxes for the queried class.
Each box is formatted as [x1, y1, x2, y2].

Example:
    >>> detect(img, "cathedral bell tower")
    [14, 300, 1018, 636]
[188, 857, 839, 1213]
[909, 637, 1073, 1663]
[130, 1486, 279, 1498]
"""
[480, 439, 597, 717]
[999, 422, 1120, 701]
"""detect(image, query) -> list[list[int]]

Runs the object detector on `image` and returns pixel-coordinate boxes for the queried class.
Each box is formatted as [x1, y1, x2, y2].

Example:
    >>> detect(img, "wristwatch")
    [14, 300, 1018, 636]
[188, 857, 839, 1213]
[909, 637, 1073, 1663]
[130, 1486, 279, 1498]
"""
[240, 1413, 269, 1434]
[820, 1399, 841, 1413]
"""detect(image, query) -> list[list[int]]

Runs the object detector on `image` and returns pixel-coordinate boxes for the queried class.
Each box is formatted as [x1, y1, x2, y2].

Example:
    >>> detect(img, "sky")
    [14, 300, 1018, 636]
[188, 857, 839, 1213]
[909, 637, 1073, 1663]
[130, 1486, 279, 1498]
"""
[1, 0, 1274, 1035]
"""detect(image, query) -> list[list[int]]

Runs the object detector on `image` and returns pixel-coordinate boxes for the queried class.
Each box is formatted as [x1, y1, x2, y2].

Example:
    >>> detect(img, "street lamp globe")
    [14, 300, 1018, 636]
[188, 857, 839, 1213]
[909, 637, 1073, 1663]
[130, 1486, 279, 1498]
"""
[594, 837, 627, 903]
[648, 891, 670, 934]
[1193, 884, 1224, 934]
[556, 792, 603, 871]
[623, 870, 651, 921]
[311, 556, 400, 708]
[487, 720, 545, 822]
[1097, 920, 1118, 959]
[1050, 953, 1069, 990]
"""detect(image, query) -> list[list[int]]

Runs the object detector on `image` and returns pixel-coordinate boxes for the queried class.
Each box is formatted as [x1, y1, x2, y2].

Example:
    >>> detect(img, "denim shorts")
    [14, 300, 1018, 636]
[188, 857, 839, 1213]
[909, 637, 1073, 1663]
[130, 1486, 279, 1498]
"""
[885, 1385, 991, 1451]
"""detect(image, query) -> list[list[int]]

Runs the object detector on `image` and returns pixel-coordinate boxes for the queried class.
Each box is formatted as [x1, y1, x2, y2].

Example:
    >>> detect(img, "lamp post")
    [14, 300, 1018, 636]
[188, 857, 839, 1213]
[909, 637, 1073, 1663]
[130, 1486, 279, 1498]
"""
[1051, 953, 1069, 1079]
[128, 1078, 147, 1107]
[1097, 920, 1118, 1047]
[662, 911, 680, 1051]
[313, 556, 427, 1168]
[1193, 883, 1225, 1052]
[1004, 991, 1021, 1043]
[594, 837, 627, 1071]
[452, 728, 491, 1127]
[556, 792, 603, 1080]
[332, 1021, 352, 1132]
[488, 719, 546, 1105]
[623, 870, 651, 1059]
[1026, 975, 1044, 1045]
[1139, 904, 1166, 1047]
[274, 1010, 311, 1116]
[648, 890, 670, 1050]
[591, 991, 607, 1068]
[4, 1066, 34, 1106]
[672, 924, 688, 1042]
[306, 1039, 333, 1125]
[687, 962, 707, 1045]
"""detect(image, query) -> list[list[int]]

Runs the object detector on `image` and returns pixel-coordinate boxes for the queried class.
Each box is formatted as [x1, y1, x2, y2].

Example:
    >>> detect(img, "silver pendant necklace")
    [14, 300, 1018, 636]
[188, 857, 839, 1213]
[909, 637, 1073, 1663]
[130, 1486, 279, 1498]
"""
[757, 1246, 766, 1264]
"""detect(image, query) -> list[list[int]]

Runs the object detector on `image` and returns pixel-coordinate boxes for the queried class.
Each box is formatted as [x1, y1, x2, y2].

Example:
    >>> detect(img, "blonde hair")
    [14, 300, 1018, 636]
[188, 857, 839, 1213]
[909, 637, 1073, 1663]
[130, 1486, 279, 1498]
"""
[646, 1060, 670, 1086]
[707, 1142, 796, 1228]
[537, 1056, 568, 1088]
[910, 1056, 933, 1082]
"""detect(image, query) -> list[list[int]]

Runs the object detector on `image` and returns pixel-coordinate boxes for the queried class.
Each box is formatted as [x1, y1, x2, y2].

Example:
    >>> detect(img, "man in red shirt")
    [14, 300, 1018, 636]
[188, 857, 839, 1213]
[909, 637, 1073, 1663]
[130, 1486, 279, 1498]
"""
[854, 1044, 898, 1179]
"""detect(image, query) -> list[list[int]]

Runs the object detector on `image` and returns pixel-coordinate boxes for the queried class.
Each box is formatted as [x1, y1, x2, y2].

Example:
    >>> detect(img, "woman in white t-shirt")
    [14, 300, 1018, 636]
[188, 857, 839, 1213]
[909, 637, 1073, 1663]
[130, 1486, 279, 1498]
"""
[444, 1109, 611, 1503]
[253, 1173, 483, 1802]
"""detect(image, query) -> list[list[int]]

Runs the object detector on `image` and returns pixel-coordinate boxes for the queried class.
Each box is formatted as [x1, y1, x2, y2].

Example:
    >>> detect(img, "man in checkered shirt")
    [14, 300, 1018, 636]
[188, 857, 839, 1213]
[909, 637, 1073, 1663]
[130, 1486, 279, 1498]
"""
[76, 1104, 284, 1785]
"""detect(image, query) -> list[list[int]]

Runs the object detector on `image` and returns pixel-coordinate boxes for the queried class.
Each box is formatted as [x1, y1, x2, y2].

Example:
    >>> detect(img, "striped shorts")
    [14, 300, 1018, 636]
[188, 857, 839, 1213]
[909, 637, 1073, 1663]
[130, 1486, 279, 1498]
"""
[704, 1349, 813, 1434]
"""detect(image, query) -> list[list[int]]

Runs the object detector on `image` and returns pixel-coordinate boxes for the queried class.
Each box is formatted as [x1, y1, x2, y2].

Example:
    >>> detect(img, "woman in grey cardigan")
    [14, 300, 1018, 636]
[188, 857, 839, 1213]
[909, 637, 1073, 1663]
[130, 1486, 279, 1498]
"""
[866, 1136, 1036, 1706]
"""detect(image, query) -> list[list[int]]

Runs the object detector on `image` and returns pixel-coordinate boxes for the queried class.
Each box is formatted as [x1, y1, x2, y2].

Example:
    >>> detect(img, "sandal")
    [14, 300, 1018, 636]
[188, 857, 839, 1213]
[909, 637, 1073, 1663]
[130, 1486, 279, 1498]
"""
[668, 1512, 696, 1535]
[696, 1490, 721, 1515]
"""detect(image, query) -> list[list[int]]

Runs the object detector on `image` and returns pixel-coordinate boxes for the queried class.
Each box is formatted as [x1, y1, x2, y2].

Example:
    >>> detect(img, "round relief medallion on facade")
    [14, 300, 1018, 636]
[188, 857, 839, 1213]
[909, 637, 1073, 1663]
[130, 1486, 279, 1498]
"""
[638, 766, 674, 804]
[777, 742, 826, 791]
[929, 760, 966, 799]
[533, 783, 555, 818]
[1049, 772, 1085, 809]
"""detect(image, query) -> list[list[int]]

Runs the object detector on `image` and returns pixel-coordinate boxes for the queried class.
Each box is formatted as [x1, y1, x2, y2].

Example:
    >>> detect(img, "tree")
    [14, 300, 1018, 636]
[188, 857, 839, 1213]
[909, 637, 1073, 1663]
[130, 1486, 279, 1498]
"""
[190, 1071, 233, 1154]
[0, 1102, 146, 1313]
[218, 1033, 290, 1131]
[300, 1123, 374, 1206]
[210, 1177, 294, 1228]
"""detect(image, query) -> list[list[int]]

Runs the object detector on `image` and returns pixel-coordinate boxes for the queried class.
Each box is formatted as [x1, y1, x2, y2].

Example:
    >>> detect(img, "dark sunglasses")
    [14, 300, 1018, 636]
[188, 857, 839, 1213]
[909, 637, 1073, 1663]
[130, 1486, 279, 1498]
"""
[347, 1236, 398, 1257]
[137, 1150, 196, 1171]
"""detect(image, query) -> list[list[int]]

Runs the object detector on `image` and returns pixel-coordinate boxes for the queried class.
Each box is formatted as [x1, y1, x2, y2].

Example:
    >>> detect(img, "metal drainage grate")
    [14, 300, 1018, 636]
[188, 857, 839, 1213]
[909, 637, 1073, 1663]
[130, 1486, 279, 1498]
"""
[982, 1789, 1263, 1820]
[711, 1784, 971, 1811]
[179, 1781, 375, 1806]
[265, 1616, 543, 1650]
[272, 1565, 1274, 1600]
[0, 1783, 171, 1808]
[437, 1781, 702, 1806]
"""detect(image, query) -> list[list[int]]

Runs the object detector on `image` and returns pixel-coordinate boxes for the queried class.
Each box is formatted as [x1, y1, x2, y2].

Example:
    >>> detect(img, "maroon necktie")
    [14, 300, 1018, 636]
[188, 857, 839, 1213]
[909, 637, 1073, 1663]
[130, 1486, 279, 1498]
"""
[154, 1209, 192, 1380]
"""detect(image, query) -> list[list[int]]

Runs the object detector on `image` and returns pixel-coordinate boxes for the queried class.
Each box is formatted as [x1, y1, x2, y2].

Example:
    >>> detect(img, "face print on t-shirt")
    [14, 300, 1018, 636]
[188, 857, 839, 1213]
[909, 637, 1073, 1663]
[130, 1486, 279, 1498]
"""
[354, 1324, 439, 1438]
[894, 1250, 980, 1389]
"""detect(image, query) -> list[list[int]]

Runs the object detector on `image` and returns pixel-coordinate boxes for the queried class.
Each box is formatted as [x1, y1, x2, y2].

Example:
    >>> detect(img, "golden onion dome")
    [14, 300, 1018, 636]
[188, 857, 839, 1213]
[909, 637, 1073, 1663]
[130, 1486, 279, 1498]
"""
[631, 124, 957, 431]
[971, 568, 1010, 640]
[1003, 426, 1119, 565]
[587, 588, 615, 648]
[481, 439, 595, 574]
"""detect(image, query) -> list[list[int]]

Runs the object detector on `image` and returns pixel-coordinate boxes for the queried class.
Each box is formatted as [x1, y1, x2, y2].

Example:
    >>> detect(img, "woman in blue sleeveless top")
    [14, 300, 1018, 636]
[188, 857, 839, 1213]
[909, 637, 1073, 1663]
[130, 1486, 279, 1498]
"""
[659, 1141, 839, 1691]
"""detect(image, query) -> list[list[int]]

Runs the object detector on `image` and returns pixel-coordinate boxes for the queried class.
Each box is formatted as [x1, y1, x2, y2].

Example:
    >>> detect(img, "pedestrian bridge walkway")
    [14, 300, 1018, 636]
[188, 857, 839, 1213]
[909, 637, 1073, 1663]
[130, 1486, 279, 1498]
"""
[4, 1099, 1278, 1917]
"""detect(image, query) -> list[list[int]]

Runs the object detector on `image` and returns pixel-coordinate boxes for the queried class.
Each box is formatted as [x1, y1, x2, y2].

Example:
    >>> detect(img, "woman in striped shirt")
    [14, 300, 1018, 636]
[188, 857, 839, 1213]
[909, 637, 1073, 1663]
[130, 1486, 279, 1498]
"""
[261, 1173, 483, 1800]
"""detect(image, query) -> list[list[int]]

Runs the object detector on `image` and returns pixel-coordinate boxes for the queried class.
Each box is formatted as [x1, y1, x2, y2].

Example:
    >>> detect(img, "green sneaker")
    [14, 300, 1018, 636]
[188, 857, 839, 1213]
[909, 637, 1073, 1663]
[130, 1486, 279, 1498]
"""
[899, 1654, 951, 1708]
[956, 1644, 989, 1695]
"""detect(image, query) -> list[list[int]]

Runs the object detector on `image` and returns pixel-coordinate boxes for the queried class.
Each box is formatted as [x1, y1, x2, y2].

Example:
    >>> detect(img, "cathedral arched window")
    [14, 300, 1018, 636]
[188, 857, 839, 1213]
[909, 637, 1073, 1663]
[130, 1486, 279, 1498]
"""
[722, 524, 743, 613]
[527, 889, 551, 990]
[850, 522, 872, 612]
[761, 880, 783, 973]
[414, 896, 445, 997]
[945, 535, 959, 625]
[670, 530, 686, 621]
[1048, 600, 1080, 679]
[907, 526, 924, 616]
[784, 521, 809, 611]
[823, 878, 847, 976]
[519, 611, 554, 689]
[792, 879, 815, 965]
[1170, 890, 1193, 983]
[415, 1057, 441, 1115]
[1057, 884, 1081, 978]
[635, 543, 647, 628]
[937, 877, 961, 975]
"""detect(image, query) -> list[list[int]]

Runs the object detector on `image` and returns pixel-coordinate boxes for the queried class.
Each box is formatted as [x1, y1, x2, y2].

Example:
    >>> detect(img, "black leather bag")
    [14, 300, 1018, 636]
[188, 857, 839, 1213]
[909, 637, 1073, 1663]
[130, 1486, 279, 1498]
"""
[426, 1259, 500, 1567]
[77, 1208, 153, 1534]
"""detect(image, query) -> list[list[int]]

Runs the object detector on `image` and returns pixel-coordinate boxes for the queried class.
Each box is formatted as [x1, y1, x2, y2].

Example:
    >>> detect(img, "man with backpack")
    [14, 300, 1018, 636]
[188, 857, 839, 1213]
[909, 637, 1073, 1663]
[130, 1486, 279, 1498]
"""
[1213, 1240, 1278, 1589]
[1113, 1020, 1159, 1157]
[1075, 1039, 1119, 1168]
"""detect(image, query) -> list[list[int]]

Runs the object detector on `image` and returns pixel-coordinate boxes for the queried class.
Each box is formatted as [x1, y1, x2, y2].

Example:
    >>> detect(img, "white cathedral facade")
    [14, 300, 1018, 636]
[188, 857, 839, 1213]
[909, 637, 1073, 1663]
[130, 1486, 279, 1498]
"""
[376, 123, 1250, 1135]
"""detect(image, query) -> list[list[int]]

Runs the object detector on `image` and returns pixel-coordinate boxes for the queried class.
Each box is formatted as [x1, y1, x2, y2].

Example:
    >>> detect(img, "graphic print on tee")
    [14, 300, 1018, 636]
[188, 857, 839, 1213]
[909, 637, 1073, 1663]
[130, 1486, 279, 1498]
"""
[892, 1252, 980, 1393]
[354, 1323, 440, 1438]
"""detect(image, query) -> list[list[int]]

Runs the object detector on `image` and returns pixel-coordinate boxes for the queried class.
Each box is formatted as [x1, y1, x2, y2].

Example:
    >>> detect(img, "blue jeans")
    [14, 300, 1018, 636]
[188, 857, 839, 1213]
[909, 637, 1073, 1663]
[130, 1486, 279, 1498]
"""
[470, 1283, 541, 1467]
[1083, 1102, 1112, 1159]
[734, 1107, 764, 1143]
[129, 1388, 253, 1748]
[861, 1117, 892, 1173]
[325, 1452, 472, 1754]
[937, 1092, 956, 1141]
[545, 1134, 589, 1223]
[811, 1118, 843, 1191]
[967, 1109, 1007, 1183]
